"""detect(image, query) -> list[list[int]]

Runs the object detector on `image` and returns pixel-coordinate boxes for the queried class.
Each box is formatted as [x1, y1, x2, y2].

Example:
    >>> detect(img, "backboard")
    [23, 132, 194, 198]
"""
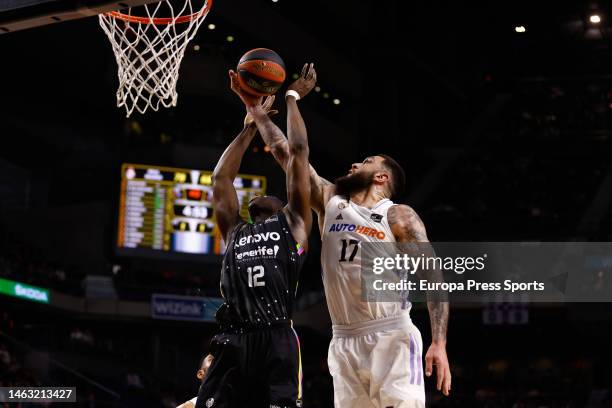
[0, 0, 158, 33]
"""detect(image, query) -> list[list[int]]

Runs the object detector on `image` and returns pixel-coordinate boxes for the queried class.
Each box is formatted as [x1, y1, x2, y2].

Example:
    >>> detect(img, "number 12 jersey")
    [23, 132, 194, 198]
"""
[217, 211, 306, 328]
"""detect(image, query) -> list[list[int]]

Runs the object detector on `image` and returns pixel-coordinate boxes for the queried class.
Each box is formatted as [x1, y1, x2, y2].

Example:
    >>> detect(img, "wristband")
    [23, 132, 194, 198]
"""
[285, 90, 301, 100]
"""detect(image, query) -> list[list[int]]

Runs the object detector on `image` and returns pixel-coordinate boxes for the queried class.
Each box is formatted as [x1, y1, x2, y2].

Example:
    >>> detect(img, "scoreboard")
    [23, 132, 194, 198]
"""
[117, 163, 266, 256]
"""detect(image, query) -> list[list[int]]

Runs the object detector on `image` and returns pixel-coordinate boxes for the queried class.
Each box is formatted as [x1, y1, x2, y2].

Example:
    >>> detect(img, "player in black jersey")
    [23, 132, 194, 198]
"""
[195, 64, 317, 408]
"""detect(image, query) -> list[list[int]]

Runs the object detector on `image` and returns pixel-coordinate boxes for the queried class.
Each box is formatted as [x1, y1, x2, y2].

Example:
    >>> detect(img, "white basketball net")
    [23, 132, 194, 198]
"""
[98, 0, 211, 117]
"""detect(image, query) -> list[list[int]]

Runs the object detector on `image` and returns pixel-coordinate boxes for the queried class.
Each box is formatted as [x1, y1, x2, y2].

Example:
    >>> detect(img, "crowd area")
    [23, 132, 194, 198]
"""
[0, 229, 84, 296]
[425, 80, 612, 241]
[1, 80, 612, 408]
[1, 304, 612, 407]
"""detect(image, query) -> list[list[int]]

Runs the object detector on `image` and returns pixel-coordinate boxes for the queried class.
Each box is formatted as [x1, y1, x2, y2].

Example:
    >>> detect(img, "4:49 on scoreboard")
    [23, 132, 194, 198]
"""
[117, 163, 266, 256]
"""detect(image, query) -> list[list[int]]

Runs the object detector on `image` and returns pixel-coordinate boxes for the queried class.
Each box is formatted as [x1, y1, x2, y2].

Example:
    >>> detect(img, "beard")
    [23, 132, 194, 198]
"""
[334, 171, 374, 197]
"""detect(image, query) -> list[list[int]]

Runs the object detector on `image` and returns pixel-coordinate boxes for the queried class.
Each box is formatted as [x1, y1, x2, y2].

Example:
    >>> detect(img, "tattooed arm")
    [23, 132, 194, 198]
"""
[236, 64, 335, 224]
[264, 146, 334, 233]
[247, 119, 334, 229]
[388, 204, 451, 396]
[250, 123, 333, 229]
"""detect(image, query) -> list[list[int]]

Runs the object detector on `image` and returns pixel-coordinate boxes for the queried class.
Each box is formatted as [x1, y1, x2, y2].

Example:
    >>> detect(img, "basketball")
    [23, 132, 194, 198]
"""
[237, 48, 286, 97]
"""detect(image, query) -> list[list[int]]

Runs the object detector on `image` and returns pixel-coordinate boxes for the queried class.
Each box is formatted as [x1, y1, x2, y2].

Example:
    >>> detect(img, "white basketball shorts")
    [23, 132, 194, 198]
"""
[328, 314, 426, 408]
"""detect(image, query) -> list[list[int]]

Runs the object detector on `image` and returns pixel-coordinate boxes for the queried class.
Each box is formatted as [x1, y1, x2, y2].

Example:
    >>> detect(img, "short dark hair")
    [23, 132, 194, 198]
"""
[378, 154, 406, 200]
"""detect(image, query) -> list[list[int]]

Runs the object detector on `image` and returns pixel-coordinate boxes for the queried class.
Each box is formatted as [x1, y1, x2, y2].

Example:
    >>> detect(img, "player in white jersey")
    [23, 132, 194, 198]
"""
[236, 64, 451, 407]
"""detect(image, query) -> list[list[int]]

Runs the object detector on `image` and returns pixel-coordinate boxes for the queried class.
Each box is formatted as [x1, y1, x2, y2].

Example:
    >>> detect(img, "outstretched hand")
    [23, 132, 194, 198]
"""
[287, 63, 317, 99]
[425, 342, 451, 396]
[229, 70, 278, 125]
[229, 69, 261, 107]
[244, 95, 278, 127]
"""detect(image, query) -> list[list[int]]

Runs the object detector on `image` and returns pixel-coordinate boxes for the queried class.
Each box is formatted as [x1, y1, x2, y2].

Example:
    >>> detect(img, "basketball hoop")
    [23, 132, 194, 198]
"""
[99, 0, 212, 117]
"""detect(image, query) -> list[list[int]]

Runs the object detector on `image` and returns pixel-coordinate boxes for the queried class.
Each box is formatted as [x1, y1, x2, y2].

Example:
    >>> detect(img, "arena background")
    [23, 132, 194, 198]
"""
[1, 0, 612, 406]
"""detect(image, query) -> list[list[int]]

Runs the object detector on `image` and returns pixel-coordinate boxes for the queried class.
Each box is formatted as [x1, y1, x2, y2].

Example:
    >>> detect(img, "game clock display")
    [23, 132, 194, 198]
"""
[117, 163, 266, 257]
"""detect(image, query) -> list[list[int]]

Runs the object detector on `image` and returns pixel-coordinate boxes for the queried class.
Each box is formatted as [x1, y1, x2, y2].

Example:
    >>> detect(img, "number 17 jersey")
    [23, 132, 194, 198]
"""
[321, 195, 409, 326]
[217, 211, 306, 328]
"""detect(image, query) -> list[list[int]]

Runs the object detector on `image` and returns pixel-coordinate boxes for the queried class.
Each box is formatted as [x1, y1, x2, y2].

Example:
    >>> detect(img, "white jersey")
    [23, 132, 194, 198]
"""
[321, 195, 411, 325]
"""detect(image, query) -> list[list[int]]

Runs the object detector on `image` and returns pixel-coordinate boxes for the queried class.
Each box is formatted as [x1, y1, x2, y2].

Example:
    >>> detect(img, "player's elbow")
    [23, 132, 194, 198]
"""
[211, 172, 229, 186]
[289, 141, 309, 156]
[270, 147, 289, 165]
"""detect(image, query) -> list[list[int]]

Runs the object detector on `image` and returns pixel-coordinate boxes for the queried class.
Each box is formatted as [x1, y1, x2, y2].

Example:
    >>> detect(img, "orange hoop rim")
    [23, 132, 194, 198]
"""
[103, 0, 212, 25]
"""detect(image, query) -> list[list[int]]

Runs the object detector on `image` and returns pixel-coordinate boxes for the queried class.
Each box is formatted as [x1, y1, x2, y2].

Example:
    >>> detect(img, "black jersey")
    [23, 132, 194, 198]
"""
[216, 211, 306, 328]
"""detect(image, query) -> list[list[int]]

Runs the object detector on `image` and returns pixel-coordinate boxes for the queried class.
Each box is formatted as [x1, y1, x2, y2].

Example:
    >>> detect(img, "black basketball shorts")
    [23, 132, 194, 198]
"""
[195, 322, 303, 408]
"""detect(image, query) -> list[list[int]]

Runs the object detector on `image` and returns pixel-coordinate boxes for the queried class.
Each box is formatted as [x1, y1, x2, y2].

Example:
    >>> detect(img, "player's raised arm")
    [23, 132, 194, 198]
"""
[388, 204, 452, 397]
[229, 70, 290, 172]
[229, 67, 334, 216]
[281, 63, 317, 248]
[213, 73, 280, 242]
[212, 121, 258, 244]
